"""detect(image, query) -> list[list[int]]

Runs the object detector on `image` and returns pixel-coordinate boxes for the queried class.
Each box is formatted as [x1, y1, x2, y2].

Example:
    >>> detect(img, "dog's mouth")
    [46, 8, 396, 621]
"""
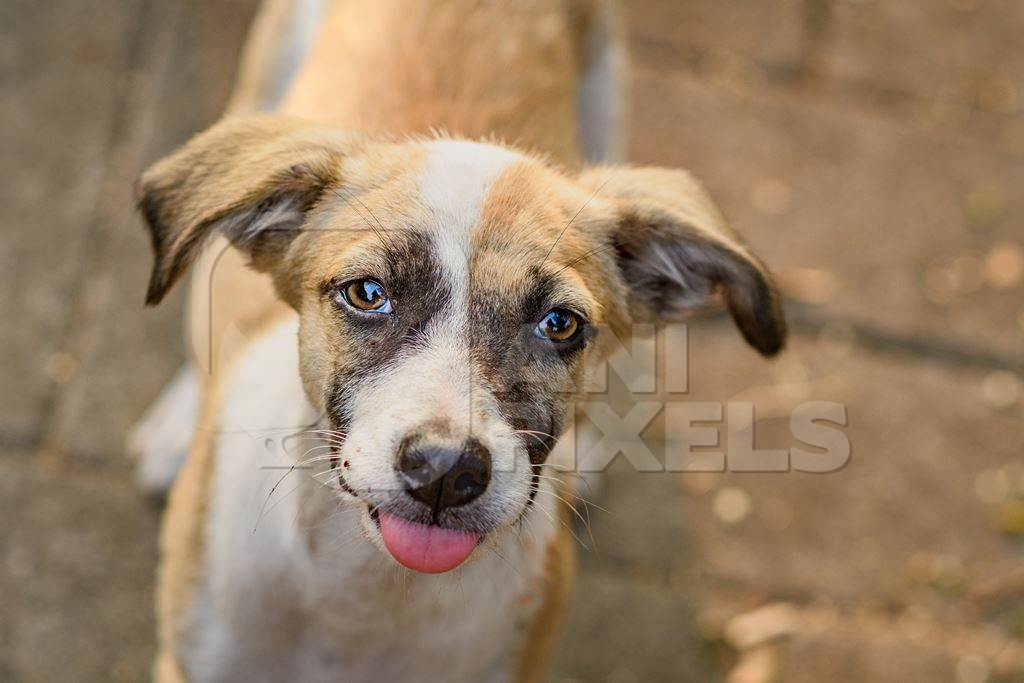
[332, 456, 482, 573]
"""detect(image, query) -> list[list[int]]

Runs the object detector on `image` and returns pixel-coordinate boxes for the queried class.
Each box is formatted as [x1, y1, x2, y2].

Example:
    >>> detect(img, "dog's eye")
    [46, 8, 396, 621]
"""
[336, 279, 393, 314]
[535, 309, 581, 342]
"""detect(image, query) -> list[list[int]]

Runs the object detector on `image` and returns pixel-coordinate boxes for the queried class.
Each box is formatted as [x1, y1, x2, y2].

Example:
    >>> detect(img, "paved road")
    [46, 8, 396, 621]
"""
[2, 1, 1022, 680]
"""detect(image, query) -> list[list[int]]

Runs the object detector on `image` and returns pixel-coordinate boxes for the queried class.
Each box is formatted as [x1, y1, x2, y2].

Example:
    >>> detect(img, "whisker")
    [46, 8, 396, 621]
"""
[329, 187, 407, 260]
[527, 484, 590, 551]
[552, 243, 617, 277]
[531, 474, 609, 514]
[540, 172, 615, 269]
[513, 429, 557, 439]
[531, 487, 595, 541]
[293, 448, 342, 465]
[253, 464, 305, 533]
[513, 431, 549, 448]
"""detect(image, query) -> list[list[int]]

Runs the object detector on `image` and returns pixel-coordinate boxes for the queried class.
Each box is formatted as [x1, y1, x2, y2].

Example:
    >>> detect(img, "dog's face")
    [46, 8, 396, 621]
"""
[139, 116, 785, 572]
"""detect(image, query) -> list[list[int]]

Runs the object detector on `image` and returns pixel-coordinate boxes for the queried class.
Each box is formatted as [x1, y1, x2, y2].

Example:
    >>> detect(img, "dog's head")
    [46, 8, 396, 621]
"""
[139, 116, 785, 572]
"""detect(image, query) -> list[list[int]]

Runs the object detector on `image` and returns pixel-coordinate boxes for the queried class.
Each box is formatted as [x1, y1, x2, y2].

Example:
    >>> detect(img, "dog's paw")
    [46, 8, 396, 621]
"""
[127, 364, 200, 497]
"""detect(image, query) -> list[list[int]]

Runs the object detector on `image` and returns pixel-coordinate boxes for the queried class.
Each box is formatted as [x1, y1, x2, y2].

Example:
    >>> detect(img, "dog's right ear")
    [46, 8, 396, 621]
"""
[579, 166, 787, 357]
[136, 115, 367, 305]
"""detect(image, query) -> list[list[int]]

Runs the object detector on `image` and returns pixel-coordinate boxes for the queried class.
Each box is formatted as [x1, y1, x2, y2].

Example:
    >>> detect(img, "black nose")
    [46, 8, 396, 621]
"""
[396, 438, 491, 513]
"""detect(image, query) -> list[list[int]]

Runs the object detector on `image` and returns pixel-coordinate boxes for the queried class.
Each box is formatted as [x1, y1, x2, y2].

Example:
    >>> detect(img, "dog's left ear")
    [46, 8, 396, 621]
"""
[580, 166, 787, 357]
[137, 115, 368, 305]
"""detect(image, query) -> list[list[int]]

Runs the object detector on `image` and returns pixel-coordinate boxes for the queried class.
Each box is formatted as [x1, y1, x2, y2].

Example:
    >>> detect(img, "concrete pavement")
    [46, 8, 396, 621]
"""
[2, 1, 1022, 680]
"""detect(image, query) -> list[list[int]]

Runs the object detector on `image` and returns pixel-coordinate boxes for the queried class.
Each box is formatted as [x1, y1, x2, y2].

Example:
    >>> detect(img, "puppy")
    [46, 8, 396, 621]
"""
[133, 1, 786, 681]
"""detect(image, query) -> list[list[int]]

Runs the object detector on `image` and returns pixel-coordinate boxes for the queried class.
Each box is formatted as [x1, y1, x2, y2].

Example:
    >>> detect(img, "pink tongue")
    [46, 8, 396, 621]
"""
[378, 512, 479, 573]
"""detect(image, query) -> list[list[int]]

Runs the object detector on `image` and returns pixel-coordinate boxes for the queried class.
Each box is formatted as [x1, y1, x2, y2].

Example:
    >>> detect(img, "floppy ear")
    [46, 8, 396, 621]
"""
[581, 166, 787, 357]
[136, 115, 367, 305]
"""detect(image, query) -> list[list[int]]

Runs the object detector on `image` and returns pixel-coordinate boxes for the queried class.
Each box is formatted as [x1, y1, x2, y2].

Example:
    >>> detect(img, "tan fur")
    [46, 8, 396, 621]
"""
[515, 495, 577, 683]
[281, 0, 583, 165]
[152, 380, 217, 683]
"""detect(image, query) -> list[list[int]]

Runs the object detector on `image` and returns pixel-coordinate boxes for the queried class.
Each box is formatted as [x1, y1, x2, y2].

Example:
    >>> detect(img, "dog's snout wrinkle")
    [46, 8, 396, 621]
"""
[397, 436, 491, 516]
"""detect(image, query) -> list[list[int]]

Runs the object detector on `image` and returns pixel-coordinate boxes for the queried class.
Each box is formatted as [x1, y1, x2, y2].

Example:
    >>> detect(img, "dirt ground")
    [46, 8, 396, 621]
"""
[2, 0, 1023, 681]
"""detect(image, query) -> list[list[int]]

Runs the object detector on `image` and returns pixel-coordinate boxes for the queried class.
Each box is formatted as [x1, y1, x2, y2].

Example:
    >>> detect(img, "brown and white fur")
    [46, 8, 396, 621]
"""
[130, 1, 786, 681]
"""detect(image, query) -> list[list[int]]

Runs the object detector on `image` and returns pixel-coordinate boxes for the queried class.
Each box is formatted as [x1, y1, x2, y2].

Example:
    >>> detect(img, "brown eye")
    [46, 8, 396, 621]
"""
[339, 279, 392, 314]
[535, 309, 581, 342]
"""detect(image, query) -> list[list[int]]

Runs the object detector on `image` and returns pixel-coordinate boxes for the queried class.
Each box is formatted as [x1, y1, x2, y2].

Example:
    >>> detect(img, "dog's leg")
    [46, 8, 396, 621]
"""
[514, 516, 576, 683]
[576, 0, 630, 164]
[225, 0, 329, 114]
[128, 364, 200, 496]
[153, 649, 187, 683]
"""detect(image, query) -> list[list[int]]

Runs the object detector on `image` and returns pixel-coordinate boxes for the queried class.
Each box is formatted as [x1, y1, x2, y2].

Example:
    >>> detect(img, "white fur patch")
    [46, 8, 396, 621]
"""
[416, 140, 521, 222]
[415, 140, 521, 306]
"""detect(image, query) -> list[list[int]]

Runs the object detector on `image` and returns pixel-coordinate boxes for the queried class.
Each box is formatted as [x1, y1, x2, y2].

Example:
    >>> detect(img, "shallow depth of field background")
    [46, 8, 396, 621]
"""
[2, 1, 1024, 681]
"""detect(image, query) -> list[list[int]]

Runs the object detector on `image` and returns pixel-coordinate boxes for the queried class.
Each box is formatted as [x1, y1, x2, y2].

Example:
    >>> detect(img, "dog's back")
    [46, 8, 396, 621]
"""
[232, 0, 625, 163]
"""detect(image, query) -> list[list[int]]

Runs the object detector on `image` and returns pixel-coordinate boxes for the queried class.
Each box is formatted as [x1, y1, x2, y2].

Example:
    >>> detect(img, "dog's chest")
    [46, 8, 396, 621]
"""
[190, 495, 550, 683]
[183, 318, 556, 683]
[301, 540, 544, 682]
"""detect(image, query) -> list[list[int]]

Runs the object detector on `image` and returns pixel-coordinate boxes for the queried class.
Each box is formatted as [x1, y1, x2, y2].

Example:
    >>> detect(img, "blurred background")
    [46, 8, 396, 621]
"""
[2, 0, 1023, 681]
